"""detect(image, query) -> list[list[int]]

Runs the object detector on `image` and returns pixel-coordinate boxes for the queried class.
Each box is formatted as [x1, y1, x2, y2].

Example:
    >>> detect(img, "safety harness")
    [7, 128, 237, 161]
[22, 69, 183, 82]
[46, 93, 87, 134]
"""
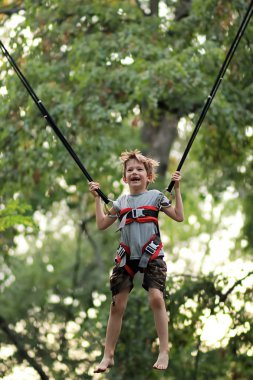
[115, 206, 163, 277]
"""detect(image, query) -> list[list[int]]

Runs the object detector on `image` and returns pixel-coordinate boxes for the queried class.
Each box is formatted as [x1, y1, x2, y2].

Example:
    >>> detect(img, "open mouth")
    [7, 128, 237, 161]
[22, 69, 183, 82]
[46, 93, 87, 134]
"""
[131, 177, 140, 182]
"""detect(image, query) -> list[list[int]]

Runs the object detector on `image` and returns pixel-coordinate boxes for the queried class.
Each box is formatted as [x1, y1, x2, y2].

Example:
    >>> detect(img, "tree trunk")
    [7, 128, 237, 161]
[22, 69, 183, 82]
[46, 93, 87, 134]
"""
[141, 110, 178, 178]
[139, 0, 192, 180]
[150, 0, 159, 16]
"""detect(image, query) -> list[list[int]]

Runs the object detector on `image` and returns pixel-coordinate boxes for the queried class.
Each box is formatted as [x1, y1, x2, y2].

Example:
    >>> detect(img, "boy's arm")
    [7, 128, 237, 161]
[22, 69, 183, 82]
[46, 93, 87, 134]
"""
[162, 171, 184, 222]
[89, 182, 118, 230]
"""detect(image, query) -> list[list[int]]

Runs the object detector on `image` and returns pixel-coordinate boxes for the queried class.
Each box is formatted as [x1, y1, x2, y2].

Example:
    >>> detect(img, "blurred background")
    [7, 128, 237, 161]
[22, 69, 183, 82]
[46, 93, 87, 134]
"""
[0, 0, 252, 379]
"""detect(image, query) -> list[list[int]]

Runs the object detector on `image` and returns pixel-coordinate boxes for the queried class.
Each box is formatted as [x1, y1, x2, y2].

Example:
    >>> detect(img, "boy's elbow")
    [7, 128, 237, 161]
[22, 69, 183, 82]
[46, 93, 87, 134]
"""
[97, 223, 106, 230]
[97, 220, 109, 230]
[177, 215, 184, 222]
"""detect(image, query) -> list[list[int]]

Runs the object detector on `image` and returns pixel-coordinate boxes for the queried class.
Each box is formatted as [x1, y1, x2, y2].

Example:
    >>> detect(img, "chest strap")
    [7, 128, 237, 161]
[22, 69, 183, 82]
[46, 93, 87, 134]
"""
[119, 206, 159, 226]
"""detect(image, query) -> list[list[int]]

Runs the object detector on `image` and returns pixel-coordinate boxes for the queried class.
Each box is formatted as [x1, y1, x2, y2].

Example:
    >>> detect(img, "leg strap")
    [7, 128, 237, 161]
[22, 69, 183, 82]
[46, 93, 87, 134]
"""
[115, 243, 130, 264]
[139, 235, 163, 269]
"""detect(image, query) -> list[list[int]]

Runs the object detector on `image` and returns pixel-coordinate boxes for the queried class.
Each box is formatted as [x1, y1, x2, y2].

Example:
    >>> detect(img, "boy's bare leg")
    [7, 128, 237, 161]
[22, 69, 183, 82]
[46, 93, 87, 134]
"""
[94, 289, 129, 373]
[148, 288, 169, 370]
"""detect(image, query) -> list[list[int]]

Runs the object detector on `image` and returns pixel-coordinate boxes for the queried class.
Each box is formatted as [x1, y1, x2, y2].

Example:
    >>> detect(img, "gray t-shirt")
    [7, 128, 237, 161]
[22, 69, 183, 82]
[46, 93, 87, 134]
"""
[113, 189, 171, 264]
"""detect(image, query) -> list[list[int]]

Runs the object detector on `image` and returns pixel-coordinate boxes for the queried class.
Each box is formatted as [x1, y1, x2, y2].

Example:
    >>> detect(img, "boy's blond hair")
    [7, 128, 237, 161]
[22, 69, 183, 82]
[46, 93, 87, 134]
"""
[120, 149, 159, 183]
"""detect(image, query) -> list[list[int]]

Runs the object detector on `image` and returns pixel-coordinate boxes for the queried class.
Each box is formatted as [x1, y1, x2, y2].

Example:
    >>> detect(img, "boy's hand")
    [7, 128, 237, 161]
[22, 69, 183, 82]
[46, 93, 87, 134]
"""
[89, 181, 100, 198]
[171, 171, 182, 188]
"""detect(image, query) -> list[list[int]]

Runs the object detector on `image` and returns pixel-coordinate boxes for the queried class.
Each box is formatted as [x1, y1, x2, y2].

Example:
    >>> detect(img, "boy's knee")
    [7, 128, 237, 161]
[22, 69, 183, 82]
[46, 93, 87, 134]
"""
[149, 289, 164, 309]
[111, 294, 128, 315]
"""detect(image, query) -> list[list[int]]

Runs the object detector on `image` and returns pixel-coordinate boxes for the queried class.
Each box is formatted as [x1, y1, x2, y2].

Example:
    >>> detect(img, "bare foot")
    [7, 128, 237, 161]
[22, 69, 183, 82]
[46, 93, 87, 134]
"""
[94, 357, 114, 373]
[153, 352, 169, 370]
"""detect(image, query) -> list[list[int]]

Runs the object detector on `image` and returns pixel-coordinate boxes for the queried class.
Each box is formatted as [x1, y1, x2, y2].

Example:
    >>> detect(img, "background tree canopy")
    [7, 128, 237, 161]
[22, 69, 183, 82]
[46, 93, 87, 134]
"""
[0, 1, 252, 379]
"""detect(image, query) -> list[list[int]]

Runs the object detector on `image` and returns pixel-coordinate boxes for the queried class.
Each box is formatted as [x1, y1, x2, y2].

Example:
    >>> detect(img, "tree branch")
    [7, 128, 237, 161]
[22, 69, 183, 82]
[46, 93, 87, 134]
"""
[220, 270, 253, 302]
[135, 0, 143, 12]
[174, 0, 192, 21]
[0, 315, 49, 380]
[81, 217, 104, 273]
[0, 7, 25, 16]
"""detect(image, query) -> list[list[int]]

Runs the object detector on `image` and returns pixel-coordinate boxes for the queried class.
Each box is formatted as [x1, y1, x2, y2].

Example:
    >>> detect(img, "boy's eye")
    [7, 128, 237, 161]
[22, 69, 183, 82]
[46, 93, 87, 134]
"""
[127, 167, 144, 172]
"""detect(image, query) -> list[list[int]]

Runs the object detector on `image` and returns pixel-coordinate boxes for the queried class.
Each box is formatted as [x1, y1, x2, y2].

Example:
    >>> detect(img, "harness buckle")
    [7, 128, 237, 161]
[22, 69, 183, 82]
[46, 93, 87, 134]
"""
[132, 208, 145, 218]
[117, 245, 126, 259]
[145, 241, 159, 255]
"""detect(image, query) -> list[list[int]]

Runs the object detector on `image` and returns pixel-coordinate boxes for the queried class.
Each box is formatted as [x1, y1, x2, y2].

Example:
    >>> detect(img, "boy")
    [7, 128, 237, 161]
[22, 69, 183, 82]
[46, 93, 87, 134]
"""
[89, 150, 184, 372]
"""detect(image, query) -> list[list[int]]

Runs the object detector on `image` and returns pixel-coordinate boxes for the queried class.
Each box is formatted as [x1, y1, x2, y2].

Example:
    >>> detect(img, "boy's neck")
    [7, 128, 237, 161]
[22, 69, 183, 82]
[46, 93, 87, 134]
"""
[129, 187, 148, 195]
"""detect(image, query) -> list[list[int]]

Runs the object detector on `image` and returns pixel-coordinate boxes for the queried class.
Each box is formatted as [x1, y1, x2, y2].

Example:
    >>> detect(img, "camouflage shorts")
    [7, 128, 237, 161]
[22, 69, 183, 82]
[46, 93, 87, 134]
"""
[110, 258, 167, 296]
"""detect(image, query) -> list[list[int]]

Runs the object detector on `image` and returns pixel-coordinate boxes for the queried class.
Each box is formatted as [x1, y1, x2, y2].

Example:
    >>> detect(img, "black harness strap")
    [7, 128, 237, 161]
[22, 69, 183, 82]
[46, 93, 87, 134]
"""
[166, 1, 253, 194]
[119, 208, 159, 222]
[0, 41, 110, 204]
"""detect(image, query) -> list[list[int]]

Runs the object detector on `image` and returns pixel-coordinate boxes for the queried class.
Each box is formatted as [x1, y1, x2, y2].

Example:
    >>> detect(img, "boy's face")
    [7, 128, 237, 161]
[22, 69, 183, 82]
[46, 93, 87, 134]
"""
[123, 159, 150, 193]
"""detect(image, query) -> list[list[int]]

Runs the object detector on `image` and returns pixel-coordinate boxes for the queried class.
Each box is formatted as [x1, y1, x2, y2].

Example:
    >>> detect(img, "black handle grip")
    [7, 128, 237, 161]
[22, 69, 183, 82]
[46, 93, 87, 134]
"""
[166, 180, 175, 194]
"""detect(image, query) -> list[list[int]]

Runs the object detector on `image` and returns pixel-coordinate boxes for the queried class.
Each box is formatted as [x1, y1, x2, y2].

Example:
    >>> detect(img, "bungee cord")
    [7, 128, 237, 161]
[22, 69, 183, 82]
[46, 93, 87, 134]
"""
[166, 0, 253, 193]
[0, 40, 110, 205]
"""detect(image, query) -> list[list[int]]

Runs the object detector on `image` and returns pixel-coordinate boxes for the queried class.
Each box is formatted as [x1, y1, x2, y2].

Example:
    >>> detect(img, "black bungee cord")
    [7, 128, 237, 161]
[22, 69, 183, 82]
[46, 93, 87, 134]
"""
[166, 0, 253, 194]
[0, 40, 110, 205]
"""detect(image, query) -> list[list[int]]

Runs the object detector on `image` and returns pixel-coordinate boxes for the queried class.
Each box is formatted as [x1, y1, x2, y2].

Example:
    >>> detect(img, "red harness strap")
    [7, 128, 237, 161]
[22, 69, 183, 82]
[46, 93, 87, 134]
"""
[114, 246, 136, 278]
[115, 243, 135, 278]
[119, 206, 159, 225]
[124, 264, 136, 278]
[139, 234, 163, 269]
[142, 234, 163, 261]
[115, 243, 130, 264]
